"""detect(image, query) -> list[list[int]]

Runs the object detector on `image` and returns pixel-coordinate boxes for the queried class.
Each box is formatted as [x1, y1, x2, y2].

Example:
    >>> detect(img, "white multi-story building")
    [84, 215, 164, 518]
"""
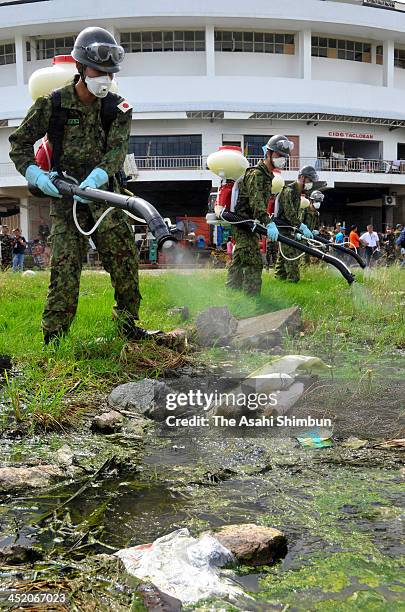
[1, 0, 405, 239]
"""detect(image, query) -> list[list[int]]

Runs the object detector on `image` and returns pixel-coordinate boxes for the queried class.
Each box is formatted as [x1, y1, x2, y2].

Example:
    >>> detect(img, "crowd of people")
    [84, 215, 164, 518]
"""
[0, 226, 50, 272]
[224, 222, 405, 270]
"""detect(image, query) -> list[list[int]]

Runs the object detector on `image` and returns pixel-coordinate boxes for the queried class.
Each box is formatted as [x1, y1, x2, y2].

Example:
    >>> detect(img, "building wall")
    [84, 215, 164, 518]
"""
[312, 57, 383, 86]
[120, 52, 206, 77]
[215, 52, 299, 78]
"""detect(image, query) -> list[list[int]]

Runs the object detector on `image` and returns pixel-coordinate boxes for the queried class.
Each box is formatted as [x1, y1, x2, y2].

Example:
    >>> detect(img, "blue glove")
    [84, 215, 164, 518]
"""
[266, 221, 279, 242]
[299, 223, 313, 240]
[25, 165, 61, 198]
[74, 167, 109, 203]
[312, 229, 319, 236]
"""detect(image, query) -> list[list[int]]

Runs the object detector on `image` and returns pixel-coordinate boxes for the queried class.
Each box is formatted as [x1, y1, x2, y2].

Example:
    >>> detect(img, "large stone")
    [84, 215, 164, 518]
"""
[0, 545, 43, 565]
[91, 410, 124, 433]
[232, 307, 302, 349]
[0, 464, 72, 492]
[195, 306, 238, 347]
[209, 523, 287, 567]
[108, 379, 174, 422]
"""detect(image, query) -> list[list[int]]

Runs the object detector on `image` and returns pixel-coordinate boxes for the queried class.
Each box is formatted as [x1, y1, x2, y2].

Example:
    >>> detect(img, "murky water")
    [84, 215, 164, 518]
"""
[1, 430, 404, 610]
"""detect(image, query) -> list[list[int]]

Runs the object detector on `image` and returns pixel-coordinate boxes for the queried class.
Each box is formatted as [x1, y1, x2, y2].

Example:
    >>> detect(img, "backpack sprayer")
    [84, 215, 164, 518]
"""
[48, 175, 177, 250]
[206, 147, 356, 285]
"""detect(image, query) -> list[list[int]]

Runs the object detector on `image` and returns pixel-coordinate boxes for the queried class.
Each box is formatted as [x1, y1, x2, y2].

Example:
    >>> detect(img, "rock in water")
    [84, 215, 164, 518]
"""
[208, 523, 287, 566]
[0, 545, 43, 565]
[108, 379, 174, 421]
[0, 464, 76, 492]
[91, 410, 124, 433]
[195, 306, 238, 347]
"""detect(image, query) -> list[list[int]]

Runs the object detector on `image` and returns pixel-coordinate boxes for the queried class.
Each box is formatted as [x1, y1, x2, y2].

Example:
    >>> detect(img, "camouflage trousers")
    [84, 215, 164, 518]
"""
[275, 236, 301, 282]
[226, 228, 263, 295]
[42, 197, 141, 336]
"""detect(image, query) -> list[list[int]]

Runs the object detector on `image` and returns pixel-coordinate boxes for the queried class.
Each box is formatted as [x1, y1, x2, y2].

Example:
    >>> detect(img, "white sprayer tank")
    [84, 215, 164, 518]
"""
[207, 146, 249, 181]
[28, 55, 118, 100]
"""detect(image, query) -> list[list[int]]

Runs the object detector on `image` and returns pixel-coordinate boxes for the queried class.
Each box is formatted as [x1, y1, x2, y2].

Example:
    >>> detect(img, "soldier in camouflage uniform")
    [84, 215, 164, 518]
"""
[381, 228, 397, 265]
[301, 190, 323, 265]
[226, 135, 293, 295]
[9, 27, 145, 344]
[275, 166, 318, 282]
[0, 226, 13, 270]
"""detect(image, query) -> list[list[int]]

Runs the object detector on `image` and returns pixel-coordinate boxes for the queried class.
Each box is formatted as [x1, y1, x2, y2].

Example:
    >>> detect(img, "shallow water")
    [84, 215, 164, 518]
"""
[0, 431, 404, 610]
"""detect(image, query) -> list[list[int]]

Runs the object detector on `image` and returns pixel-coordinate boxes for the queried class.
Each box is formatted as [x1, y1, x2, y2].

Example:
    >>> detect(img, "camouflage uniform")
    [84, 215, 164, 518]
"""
[381, 233, 397, 265]
[0, 234, 13, 269]
[274, 182, 302, 282]
[226, 160, 274, 295]
[9, 78, 140, 337]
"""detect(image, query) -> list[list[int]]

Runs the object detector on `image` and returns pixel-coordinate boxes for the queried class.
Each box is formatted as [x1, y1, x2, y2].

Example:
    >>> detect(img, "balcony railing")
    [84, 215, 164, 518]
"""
[1, 156, 405, 178]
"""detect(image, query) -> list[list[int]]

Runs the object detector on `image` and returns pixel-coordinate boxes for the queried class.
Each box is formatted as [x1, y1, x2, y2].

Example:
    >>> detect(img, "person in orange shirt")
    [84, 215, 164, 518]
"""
[349, 225, 361, 250]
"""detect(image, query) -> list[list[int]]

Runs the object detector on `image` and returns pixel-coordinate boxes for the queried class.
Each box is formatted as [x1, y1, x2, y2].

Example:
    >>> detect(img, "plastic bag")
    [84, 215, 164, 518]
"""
[115, 528, 249, 604]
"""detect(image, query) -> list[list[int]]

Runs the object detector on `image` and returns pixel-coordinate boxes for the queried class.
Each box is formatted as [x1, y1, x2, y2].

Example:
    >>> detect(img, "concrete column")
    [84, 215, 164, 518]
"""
[19, 198, 29, 239]
[383, 39, 394, 88]
[205, 25, 215, 77]
[371, 43, 376, 65]
[299, 30, 312, 80]
[14, 33, 25, 87]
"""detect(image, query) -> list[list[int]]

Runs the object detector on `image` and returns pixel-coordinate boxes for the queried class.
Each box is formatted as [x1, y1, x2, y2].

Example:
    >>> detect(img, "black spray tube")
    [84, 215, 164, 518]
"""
[304, 233, 366, 269]
[220, 210, 355, 285]
[52, 177, 177, 250]
[272, 216, 365, 268]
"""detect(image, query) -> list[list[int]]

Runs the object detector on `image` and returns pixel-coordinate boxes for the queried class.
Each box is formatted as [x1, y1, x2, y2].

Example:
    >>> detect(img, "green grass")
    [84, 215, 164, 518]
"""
[0, 266, 404, 430]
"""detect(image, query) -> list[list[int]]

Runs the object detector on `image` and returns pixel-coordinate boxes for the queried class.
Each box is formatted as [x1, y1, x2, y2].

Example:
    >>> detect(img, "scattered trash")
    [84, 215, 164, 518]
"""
[115, 528, 250, 605]
[342, 437, 368, 450]
[377, 438, 405, 449]
[297, 430, 333, 449]
[258, 355, 331, 376]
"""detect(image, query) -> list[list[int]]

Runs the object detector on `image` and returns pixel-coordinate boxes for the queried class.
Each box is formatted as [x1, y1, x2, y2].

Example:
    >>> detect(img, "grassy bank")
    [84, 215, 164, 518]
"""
[0, 266, 404, 430]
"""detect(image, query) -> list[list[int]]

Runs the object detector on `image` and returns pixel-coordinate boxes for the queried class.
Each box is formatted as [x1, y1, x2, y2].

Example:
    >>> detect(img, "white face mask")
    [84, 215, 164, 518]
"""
[272, 157, 286, 169]
[304, 181, 313, 191]
[85, 75, 112, 98]
[312, 202, 321, 209]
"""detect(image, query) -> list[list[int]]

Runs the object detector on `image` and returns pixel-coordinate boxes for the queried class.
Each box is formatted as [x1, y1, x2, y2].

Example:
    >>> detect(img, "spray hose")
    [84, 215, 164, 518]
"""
[309, 233, 366, 268]
[270, 217, 366, 268]
[51, 176, 177, 250]
[220, 210, 355, 285]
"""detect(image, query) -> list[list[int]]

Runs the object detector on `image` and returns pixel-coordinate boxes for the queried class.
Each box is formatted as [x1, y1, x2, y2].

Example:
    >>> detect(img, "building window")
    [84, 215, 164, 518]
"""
[36, 36, 76, 60]
[0, 42, 16, 66]
[120, 31, 205, 53]
[376, 45, 383, 65]
[312, 37, 371, 62]
[215, 31, 295, 54]
[129, 135, 202, 157]
[395, 48, 405, 69]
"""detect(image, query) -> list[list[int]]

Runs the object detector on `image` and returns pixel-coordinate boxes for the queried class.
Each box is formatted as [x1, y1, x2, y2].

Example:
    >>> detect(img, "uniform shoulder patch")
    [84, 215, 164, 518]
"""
[117, 99, 133, 113]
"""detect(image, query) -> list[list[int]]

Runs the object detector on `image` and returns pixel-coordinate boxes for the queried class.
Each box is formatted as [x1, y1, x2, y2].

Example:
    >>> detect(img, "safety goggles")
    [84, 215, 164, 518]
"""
[278, 139, 294, 152]
[82, 43, 125, 64]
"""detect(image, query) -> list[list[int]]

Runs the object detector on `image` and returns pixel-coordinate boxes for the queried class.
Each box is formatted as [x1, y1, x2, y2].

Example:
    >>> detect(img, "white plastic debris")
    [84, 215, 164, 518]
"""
[250, 355, 331, 377]
[115, 528, 249, 604]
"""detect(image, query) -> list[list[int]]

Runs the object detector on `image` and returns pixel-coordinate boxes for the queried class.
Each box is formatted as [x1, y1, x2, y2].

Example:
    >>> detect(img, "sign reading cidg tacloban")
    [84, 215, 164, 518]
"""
[327, 131, 374, 140]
